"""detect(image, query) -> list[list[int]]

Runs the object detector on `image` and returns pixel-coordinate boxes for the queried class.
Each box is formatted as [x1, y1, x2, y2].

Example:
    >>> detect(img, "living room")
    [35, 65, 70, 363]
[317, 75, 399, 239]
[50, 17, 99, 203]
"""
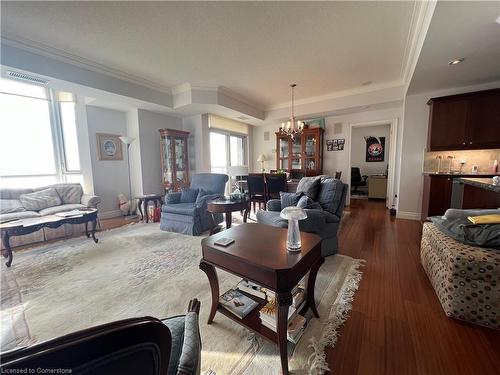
[1, 2, 499, 374]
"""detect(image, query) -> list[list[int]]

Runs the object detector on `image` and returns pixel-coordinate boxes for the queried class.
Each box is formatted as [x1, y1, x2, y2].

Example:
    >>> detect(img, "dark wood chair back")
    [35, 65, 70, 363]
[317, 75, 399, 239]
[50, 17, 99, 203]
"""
[1, 318, 171, 375]
[288, 170, 305, 180]
[335, 171, 342, 180]
[265, 174, 287, 200]
[247, 173, 266, 212]
[247, 174, 266, 196]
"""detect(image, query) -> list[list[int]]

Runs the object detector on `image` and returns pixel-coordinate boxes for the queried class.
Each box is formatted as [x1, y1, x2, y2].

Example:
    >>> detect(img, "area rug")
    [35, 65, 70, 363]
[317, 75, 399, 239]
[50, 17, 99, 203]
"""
[1, 223, 363, 374]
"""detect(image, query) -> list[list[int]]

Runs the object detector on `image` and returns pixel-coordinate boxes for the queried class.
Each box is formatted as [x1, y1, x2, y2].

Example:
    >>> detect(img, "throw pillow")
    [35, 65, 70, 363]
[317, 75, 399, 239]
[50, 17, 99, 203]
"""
[195, 189, 212, 206]
[165, 193, 181, 204]
[53, 184, 83, 204]
[180, 188, 199, 203]
[296, 177, 321, 200]
[0, 199, 26, 214]
[297, 195, 313, 209]
[280, 191, 303, 209]
[19, 188, 62, 211]
[317, 178, 343, 213]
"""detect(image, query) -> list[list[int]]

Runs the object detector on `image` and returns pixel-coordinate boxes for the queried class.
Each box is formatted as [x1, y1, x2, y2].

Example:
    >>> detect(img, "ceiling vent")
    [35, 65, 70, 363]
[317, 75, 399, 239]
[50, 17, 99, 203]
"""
[237, 116, 249, 121]
[6, 71, 49, 85]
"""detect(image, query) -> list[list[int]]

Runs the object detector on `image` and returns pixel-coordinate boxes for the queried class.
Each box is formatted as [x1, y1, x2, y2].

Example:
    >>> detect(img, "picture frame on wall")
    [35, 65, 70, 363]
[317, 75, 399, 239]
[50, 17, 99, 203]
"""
[326, 138, 345, 151]
[305, 118, 325, 129]
[96, 133, 123, 161]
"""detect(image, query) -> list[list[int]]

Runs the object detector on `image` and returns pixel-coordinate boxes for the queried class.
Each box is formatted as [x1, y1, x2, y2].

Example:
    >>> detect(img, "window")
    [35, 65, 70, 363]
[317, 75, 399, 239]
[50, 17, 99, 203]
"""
[209, 131, 247, 174]
[0, 77, 82, 188]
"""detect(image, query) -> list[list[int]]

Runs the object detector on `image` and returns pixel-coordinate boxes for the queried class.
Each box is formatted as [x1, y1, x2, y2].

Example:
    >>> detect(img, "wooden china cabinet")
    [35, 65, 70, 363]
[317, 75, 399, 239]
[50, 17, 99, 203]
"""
[159, 129, 190, 192]
[275, 128, 324, 176]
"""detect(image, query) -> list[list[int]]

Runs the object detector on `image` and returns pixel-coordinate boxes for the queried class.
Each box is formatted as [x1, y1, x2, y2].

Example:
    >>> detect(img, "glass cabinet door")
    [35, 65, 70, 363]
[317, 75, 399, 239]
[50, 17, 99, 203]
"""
[304, 134, 317, 157]
[292, 136, 301, 158]
[162, 136, 173, 186]
[279, 137, 290, 158]
[174, 137, 188, 185]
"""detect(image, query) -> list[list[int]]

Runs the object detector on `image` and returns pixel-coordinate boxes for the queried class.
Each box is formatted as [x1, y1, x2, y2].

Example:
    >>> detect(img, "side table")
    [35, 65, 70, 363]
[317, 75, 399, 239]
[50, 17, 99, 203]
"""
[206, 199, 250, 234]
[136, 195, 163, 223]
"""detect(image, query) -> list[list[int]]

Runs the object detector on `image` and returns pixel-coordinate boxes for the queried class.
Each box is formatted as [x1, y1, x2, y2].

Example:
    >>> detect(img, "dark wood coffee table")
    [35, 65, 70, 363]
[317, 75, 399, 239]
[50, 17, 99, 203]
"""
[0, 209, 98, 267]
[199, 223, 323, 375]
[206, 199, 250, 234]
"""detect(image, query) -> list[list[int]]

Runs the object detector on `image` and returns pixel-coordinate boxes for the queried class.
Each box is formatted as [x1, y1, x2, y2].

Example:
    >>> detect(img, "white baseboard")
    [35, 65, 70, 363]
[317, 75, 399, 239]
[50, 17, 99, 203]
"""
[396, 211, 421, 221]
[98, 210, 124, 220]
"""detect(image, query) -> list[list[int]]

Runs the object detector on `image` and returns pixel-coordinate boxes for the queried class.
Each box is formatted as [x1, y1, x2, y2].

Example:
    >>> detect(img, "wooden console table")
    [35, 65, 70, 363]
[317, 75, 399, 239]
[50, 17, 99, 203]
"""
[199, 223, 323, 375]
[0, 209, 98, 267]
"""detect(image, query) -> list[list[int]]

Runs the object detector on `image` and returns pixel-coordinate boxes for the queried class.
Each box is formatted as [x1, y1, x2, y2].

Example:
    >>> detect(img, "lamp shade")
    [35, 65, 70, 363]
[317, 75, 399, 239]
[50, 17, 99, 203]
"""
[119, 136, 135, 145]
[257, 154, 267, 162]
[227, 165, 249, 177]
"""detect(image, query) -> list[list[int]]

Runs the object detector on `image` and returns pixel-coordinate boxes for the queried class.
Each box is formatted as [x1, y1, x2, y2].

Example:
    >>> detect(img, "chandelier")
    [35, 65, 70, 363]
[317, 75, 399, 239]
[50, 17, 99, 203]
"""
[280, 83, 304, 139]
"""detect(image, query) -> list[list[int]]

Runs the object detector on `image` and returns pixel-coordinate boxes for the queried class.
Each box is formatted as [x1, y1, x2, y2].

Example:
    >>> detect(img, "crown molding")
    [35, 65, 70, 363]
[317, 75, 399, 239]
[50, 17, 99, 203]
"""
[266, 80, 405, 111]
[400, 0, 437, 86]
[1, 33, 173, 95]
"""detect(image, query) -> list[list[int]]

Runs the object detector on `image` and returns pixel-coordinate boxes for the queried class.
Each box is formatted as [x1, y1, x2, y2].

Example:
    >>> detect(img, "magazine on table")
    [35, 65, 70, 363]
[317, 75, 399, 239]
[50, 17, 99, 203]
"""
[219, 289, 258, 319]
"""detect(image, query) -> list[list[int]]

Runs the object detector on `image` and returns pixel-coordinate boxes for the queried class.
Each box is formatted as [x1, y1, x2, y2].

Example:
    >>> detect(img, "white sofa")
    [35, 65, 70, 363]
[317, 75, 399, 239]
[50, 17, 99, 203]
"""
[0, 183, 101, 248]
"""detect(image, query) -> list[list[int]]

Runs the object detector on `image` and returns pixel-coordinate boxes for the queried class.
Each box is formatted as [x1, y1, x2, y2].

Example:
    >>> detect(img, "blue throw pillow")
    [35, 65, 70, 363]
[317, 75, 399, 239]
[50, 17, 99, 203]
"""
[180, 188, 199, 203]
[195, 188, 214, 205]
[296, 195, 322, 210]
[317, 178, 343, 213]
[280, 191, 303, 209]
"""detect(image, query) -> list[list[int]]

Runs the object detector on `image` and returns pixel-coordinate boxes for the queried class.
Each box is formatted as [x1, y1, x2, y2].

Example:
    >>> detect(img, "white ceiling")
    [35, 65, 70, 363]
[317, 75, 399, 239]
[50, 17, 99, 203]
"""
[1, 1, 417, 108]
[408, 1, 500, 94]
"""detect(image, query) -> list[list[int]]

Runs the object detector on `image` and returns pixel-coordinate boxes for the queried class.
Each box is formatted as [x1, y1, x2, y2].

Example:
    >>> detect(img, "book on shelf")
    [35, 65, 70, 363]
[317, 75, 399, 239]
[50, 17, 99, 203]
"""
[260, 314, 307, 344]
[259, 298, 306, 330]
[219, 289, 258, 319]
[292, 289, 305, 309]
[237, 279, 268, 300]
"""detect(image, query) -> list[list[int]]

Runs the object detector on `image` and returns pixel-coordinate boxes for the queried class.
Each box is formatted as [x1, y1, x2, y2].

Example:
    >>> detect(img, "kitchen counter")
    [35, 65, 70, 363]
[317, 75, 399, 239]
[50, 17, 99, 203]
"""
[458, 177, 500, 193]
[422, 172, 499, 177]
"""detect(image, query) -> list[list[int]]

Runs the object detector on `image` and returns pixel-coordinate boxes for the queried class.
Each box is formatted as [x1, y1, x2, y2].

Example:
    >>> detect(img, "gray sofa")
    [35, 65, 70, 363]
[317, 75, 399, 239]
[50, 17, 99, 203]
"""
[160, 173, 228, 236]
[257, 176, 348, 256]
[0, 183, 101, 248]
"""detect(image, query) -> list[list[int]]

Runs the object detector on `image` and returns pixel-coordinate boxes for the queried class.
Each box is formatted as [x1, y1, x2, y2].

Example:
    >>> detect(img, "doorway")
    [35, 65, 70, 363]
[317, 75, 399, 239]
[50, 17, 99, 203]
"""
[347, 119, 397, 208]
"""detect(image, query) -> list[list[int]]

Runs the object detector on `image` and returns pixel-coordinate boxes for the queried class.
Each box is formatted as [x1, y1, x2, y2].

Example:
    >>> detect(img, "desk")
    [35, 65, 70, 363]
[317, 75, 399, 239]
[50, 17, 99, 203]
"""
[368, 175, 387, 199]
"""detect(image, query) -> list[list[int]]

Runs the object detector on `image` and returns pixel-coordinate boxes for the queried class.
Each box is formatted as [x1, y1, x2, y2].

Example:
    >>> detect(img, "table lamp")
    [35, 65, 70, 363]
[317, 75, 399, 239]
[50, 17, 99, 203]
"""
[257, 154, 267, 172]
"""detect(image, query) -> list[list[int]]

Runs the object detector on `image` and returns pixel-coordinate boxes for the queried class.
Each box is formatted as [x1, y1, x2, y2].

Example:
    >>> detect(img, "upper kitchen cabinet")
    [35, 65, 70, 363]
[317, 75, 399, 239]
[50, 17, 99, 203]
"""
[427, 88, 500, 151]
[467, 90, 500, 148]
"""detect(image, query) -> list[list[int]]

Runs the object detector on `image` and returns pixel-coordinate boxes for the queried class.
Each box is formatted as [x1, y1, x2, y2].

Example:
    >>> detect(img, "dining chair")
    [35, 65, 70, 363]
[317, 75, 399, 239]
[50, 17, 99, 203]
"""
[246, 173, 266, 213]
[264, 174, 287, 202]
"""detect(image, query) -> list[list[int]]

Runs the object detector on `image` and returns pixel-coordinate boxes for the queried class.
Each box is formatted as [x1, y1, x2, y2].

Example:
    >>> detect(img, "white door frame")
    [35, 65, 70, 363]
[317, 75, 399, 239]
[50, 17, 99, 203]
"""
[346, 118, 398, 208]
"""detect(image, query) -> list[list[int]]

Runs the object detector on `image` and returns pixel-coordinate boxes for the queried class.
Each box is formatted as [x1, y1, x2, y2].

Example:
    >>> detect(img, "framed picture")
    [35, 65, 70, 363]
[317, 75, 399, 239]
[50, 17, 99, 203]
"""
[326, 138, 345, 151]
[96, 133, 123, 161]
[365, 136, 385, 162]
[305, 118, 325, 129]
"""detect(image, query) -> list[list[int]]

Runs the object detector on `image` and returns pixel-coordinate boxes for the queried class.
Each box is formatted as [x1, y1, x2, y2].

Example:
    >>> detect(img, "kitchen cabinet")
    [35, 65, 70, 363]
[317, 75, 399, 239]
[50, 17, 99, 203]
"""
[427, 88, 500, 151]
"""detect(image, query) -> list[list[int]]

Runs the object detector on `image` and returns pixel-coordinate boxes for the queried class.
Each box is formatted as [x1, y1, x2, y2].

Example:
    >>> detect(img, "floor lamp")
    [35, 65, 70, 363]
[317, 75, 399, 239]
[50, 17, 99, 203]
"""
[119, 136, 138, 219]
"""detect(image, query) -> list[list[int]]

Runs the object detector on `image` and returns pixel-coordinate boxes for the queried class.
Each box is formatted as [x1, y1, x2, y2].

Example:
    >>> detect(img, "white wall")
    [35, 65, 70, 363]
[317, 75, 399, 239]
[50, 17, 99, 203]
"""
[351, 124, 390, 176]
[397, 80, 500, 220]
[182, 114, 211, 174]
[137, 109, 182, 195]
[86, 106, 129, 217]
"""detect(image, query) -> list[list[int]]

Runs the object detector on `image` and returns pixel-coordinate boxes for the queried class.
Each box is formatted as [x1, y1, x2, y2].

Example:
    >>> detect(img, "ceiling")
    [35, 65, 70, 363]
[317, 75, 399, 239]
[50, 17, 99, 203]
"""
[1, 1, 417, 108]
[408, 1, 500, 94]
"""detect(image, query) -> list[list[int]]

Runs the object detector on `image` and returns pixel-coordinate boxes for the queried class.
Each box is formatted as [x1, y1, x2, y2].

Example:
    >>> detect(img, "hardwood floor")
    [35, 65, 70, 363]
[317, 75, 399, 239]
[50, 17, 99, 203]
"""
[327, 199, 500, 375]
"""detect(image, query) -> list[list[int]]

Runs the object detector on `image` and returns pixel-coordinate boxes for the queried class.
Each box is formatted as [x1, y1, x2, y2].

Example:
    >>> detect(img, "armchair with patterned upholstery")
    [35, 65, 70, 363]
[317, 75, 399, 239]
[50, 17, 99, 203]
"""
[160, 173, 228, 235]
[0, 299, 202, 375]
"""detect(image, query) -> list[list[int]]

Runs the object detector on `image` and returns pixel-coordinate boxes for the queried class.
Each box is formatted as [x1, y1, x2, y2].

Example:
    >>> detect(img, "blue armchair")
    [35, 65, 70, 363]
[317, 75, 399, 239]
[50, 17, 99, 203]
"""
[160, 173, 228, 235]
[256, 177, 348, 256]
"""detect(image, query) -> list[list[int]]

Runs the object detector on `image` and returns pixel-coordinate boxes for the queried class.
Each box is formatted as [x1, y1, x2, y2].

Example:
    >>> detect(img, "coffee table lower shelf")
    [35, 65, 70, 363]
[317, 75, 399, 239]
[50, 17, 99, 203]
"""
[217, 294, 279, 344]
